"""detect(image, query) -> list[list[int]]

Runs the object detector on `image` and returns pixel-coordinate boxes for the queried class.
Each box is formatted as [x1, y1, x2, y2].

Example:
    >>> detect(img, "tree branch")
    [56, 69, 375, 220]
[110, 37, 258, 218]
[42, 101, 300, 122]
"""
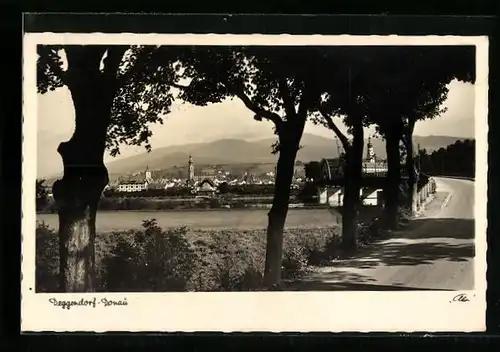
[171, 82, 190, 90]
[64, 46, 108, 89]
[400, 115, 416, 152]
[278, 78, 296, 117]
[173, 78, 284, 133]
[318, 106, 350, 150]
[103, 46, 128, 92]
[233, 88, 284, 133]
[400, 135, 410, 151]
[297, 81, 315, 118]
[38, 46, 67, 84]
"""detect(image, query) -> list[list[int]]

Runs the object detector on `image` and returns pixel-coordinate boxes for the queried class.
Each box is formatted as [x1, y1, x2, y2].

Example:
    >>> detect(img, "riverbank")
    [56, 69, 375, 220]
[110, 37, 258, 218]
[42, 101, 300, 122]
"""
[37, 207, 350, 233]
[36, 203, 330, 215]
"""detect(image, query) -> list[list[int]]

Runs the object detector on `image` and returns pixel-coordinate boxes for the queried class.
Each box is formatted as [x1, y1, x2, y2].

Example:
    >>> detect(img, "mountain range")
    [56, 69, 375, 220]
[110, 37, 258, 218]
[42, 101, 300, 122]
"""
[102, 133, 466, 176]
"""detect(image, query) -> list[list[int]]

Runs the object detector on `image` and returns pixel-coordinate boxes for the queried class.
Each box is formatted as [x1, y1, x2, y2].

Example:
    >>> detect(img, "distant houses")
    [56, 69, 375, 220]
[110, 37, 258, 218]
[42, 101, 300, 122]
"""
[117, 180, 147, 192]
[115, 154, 276, 194]
[196, 179, 217, 196]
[113, 138, 391, 202]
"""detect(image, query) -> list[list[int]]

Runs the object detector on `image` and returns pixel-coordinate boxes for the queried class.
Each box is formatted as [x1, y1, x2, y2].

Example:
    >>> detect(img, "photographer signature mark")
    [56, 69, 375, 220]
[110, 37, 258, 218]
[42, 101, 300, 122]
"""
[450, 293, 474, 303]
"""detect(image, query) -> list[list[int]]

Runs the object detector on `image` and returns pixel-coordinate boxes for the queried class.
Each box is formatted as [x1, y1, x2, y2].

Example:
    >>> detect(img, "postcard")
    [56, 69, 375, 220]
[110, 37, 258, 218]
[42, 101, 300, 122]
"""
[22, 32, 488, 332]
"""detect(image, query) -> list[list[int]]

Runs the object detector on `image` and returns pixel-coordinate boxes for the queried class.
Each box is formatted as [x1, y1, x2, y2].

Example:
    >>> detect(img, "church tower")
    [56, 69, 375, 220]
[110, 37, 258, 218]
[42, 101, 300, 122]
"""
[366, 137, 375, 163]
[188, 155, 195, 181]
[145, 165, 153, 183]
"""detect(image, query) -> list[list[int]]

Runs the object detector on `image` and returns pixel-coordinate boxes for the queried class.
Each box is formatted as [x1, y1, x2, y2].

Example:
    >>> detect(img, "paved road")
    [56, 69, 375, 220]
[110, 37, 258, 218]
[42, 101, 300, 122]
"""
[286, 177, 475, 291]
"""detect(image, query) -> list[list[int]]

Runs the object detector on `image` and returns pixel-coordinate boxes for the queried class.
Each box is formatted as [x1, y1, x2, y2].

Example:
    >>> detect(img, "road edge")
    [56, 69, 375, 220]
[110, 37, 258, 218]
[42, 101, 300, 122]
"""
[435, 175, 475, 182]
[441, 193, 453, 210]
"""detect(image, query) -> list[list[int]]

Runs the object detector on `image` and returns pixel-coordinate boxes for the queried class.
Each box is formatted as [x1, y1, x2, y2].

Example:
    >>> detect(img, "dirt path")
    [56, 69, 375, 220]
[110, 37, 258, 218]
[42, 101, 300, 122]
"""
[285, 177, 475, 291]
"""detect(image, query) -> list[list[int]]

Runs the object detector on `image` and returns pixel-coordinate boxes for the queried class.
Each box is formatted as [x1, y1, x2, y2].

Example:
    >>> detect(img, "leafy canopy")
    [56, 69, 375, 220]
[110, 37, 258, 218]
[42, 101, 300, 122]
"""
[362, 46, 476, 135]
[176, 46, 350, 152]
[37, 45, 187, 156]
[309, 46, 476, 144]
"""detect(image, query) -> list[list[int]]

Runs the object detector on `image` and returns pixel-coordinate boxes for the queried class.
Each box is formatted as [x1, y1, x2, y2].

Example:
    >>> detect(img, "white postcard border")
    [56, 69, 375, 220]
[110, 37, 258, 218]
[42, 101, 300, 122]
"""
[22, 33, 489, 332]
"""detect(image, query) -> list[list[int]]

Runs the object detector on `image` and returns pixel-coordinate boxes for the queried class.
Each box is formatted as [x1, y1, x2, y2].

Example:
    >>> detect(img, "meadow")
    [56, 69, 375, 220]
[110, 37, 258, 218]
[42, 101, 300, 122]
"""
[36, 220, 344, 292]
[36, 208, 385, 292]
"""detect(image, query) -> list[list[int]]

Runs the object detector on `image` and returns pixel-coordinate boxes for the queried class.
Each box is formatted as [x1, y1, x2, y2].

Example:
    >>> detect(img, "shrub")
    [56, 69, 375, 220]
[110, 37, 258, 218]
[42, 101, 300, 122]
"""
[36, 222, 341, 292]
[280, 228, 340, 278]
[286, 228, 336, 265]
[35, 222, 59, 292]
[188, 231, 266, 291]
[398, 207, 412, 223]
[281, 236, 309, 279]
[102, 219, 197, 292]
[358, 216, 386, 246]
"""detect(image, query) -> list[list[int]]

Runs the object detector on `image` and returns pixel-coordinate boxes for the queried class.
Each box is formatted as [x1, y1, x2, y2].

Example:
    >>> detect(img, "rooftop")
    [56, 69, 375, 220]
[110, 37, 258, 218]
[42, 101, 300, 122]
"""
[119, 180, 145, 185]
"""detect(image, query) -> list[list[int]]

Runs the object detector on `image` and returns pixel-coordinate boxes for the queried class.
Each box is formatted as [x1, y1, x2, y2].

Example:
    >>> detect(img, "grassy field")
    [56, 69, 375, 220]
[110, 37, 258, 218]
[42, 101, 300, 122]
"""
[36, 206, 386, 292]
[36, 220, 343, 292]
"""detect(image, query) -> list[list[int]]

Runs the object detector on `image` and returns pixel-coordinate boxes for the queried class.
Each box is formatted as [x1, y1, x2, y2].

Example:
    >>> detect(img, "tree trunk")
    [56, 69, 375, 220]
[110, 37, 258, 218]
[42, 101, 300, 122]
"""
[384, 125, 402, 230]
[404, 119, 418, 215]
[54, 167, 106, 292]
[405, 141, 418, 215]
[341, 123, 364, 252]
[263, 119, 305, 289]
[52, 47, 114, 292]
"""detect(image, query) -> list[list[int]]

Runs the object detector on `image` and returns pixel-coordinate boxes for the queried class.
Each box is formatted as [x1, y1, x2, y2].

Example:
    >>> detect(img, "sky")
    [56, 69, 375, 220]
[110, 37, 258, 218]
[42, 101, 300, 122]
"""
[36, 79, 475, 178]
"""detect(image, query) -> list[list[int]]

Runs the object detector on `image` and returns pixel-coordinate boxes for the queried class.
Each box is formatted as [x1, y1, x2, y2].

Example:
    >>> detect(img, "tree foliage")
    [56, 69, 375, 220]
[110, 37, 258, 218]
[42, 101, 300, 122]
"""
[174, 45, 336, 285]
[419, 139, 475, 178]
[36, 45, 185, 156]
[176, 46, 332, 150]
[362, 46, 475, 134]
[304, 161, 322, 181]
[36, 179, 49, 211]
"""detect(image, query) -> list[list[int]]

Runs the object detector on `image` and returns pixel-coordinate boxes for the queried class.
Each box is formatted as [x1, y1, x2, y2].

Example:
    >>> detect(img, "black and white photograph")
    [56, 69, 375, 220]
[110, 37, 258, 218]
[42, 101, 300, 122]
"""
[22, 33, 488, 332]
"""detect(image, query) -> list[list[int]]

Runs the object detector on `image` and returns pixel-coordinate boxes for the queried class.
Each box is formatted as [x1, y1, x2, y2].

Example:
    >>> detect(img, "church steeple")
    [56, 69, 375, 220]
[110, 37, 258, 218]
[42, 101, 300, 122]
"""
[188, 155, 195, 181]
[145, 165, 152, 182]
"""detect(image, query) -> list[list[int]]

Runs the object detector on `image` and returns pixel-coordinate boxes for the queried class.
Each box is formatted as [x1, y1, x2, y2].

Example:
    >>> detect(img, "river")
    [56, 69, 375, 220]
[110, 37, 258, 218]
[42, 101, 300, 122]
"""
[37, 208, 342, 232]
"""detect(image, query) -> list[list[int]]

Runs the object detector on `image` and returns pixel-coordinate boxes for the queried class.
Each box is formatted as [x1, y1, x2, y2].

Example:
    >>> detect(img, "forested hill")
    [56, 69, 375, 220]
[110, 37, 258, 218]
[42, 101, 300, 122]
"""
[41, 133, 469, 181]
[102, 134, 465, 175]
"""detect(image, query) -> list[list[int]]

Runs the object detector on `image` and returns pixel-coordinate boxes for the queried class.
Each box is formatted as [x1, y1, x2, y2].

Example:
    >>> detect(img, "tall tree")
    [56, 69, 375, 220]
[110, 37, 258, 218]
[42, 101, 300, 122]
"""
[311, 48, 388, 250]
[176, 46, 326, 287]
[399, 81, 448, 214]
[313, 111, 366, 251]
[37, 45, 181, 291]
[363, 46, 476, 228]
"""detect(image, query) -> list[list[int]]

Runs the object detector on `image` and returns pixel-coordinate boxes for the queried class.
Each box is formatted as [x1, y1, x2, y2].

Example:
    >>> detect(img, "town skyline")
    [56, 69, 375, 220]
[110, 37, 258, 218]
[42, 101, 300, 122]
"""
[37, 78, 475, 178]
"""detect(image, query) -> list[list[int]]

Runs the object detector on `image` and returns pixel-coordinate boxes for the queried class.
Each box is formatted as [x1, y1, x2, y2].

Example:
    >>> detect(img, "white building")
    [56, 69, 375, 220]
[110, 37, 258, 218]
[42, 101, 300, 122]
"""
[118, 181, 147, 192]
[118, 165, 166, 192]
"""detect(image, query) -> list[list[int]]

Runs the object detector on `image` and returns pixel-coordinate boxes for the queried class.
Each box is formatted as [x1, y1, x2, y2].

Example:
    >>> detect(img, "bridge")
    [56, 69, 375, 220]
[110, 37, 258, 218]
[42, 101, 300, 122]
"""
[313, 159, 428, 207]
[316, 157, 415, 186]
